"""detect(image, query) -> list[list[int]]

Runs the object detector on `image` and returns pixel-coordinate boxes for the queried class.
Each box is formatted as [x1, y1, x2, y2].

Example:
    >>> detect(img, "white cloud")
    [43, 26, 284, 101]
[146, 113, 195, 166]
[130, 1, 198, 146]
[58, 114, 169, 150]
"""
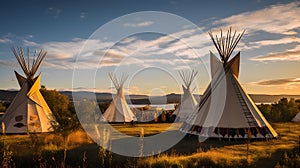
[251, 50, 300, 61]
[282, 31, 298, 35]
[128, 85, 141, 95]
[23, 39, 37, 46]
[119, 36, 138, 44]
[11, 2, 300, 69]
[215, 2, 300, 35]
[26, 34, 34, 39]
[80, 12, 87, 19]
[114, 28, 211, 60]
[0, 21, 210, 70]
[46, 7, 61, 18]
[250, 78, 300, 86]
[19, 38, 115, 69]
[173, 65, 192, 70]
[208, 2, 300, 62]
[251, 42, 300, 61]
[2, 2, 299, 72]
[250, 37, 300, 46]
[0, 60, 17, 67]
[0, 38, 12, 44]
[123, 21, 154, 27]
[0, 33, 35, 45]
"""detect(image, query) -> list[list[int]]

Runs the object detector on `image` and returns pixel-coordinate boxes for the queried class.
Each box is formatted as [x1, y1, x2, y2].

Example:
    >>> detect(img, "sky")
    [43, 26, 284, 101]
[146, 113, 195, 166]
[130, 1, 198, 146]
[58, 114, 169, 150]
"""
[0, 0, 299, 95]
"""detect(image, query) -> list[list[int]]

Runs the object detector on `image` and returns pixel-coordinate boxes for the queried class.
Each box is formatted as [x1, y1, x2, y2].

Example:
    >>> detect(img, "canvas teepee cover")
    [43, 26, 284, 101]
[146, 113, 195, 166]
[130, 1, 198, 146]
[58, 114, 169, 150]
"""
[292, 112, 300, 122]
[181, 28, 278, 139]
[102, 73, 137, 122]
[172, 70, 198, 122]
[1, 48, 56, 134]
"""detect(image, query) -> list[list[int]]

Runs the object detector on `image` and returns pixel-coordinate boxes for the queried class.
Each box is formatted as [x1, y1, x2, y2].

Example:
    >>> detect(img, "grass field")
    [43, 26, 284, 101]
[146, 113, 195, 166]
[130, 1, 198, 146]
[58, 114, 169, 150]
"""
[138, 122, 300, 167]
[1, 122, 300, 167]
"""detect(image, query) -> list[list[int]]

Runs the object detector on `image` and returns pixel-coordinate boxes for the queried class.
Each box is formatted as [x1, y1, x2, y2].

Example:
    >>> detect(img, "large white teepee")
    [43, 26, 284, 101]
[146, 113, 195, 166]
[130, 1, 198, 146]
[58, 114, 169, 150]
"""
[102, 73, 137, 122]
[172, 70, 198, 122]
[181, 28, 278, 139]
[1, 47, 57, 134]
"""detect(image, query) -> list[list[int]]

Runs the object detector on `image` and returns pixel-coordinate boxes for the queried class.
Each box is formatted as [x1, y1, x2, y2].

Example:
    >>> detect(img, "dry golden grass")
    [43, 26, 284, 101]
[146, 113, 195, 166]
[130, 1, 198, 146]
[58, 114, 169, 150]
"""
[1, 122, 299, 167]
[137, 122, 300, 167]
[1, 129, 93, 154]
[67, 130, 93, 145]
[111, 123, 178, 136]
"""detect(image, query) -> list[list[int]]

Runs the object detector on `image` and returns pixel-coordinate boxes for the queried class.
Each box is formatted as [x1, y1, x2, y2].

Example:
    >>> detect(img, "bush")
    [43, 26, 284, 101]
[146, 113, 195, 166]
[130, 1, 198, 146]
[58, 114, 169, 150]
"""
[258, 98, 300, 122]
[40, 86, 80, 132]
[0, 102, 6, 112]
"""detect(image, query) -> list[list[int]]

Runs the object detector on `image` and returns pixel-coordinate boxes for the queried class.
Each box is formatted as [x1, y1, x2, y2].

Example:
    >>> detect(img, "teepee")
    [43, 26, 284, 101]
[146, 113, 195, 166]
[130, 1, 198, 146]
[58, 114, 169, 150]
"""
[292, 112, 300, 122]
[181, 28, 278, 139]
[172, 70, 198, 122]
[102, 73, 137, 122]
[1, 47, 57, 134]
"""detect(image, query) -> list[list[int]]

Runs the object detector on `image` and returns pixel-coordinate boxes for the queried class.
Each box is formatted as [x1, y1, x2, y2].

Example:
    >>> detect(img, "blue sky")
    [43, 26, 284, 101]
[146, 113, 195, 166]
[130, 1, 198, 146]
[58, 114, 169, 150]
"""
[0, 0, 300, 95]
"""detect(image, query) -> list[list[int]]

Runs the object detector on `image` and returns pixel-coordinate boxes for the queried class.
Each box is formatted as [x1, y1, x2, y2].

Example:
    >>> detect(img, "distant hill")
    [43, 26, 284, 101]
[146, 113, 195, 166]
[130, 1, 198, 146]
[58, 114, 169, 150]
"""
[0, 90, 18, 102]
[1, 89, 300, 104]
[60, 91, 149, 103]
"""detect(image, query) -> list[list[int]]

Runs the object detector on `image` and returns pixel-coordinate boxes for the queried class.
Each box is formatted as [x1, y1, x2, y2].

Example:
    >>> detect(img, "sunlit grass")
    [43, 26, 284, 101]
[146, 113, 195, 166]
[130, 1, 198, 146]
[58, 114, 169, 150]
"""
[137, 122, 300, 167]
[1, 122, 300, 167]
[1, 129, 93, 154]
[111, 123, 176, 136]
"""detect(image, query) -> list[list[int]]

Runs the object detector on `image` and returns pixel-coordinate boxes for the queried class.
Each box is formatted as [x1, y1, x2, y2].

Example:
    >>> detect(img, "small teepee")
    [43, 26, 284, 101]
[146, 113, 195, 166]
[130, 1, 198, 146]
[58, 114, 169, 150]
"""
[181, 28, 278, 139]
[292, 112, 300, 122]
[102, 73, 137, 122]
[172, 70, 198, 122]
[1, 47, 57, 134]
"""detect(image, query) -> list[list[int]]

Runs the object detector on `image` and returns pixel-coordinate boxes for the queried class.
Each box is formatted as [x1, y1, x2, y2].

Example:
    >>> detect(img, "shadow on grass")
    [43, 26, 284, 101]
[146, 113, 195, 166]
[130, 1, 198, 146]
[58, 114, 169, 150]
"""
[0, 122, 298, 167]
[165, 132, 252, 154]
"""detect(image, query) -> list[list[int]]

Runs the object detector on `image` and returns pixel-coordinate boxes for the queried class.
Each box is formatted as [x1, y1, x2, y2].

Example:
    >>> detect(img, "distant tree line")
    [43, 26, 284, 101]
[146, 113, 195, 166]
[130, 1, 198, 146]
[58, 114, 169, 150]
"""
[258, 98, 300, 122]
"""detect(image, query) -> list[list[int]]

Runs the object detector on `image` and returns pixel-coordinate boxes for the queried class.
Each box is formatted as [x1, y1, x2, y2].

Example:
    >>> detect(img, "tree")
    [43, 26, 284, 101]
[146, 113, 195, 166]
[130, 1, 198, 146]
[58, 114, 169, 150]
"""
[75, 99, 99, 124]
[284, 98, 299, 120]
[40, 86, 79, 132]
[258, 103, 271, 120]
[258, 98, 300, 122]
[0, 102, 6, 112]
[270, 98, 299, 122]
[296, 99, 300, 111]
[98, 102, 109, 114]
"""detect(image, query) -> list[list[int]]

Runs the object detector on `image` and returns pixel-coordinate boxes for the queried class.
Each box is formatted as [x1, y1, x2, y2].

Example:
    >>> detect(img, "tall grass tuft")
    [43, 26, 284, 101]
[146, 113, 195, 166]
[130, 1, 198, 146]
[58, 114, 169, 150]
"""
[139, 128, 144, 157]
[281, 151, 300, 167]
[108, 138, 113, 167]
[82, 151, 87, 168]
[96, 125, 111, 168]
[62, 133, 70, 168]
[29, 133, 46, 167]
[2, 144, 15, 168]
